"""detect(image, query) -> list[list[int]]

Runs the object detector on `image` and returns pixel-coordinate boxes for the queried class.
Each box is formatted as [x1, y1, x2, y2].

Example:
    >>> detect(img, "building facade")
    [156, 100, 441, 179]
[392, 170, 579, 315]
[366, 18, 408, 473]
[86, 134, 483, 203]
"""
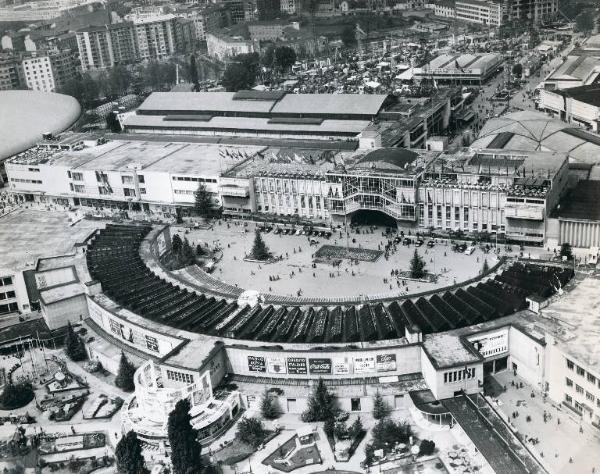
[455, 0, 503, 27]
[22, 50, 78, 92]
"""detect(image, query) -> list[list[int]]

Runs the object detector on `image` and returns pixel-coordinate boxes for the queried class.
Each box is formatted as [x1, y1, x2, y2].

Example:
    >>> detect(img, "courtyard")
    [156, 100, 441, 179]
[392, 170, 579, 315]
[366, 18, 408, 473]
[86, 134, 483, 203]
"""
[180, 221, 504, 299]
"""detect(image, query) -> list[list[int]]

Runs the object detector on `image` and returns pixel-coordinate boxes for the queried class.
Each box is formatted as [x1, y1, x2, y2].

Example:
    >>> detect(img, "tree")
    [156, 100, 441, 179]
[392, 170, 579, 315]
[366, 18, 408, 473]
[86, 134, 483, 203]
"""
[190, 54, 199, 91]
[418, 439, 436, 456]
[261, 45, 276, 68]
[409, 249, 426, 279]
[194, 183, 212, 216]
[172, 234, 183, 255]
[116, 431, 148, 474]
[575, 12, 594, 34]
[511, 63, 523, 79]
[372, 389, 391, 420]
[482, 258, 490, 274]
[106, 111, 122, 132]
[260, 388, 280, 419]
[115, 351, 136, 392]
[250, 229, 272, 261]
[560, 242, 573, 261]
[64, 322, 87, 362]
[371, 418, 411, 450]
[274, 46, 296, 71]
[334, 421, 347, 439]
[181, 237, 195, 265]
[324, 417, 335, 439]
[341, 25, 356, 48]
[221, 53, 259, 91]
[221, 62, 255, 92]
[348, 416, 363, 439]
[167, 399, 202, 474]
[106, 65, 133, 98]
[0, 381, 34, 409]
[301, 378, 336, 422]
[237, 416, 266, 448]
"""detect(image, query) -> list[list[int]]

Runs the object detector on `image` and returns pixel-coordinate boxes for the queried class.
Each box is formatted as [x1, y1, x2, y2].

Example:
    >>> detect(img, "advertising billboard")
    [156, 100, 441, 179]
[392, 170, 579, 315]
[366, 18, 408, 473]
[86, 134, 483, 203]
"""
[267, 357, 287, 374]
[308, 358, 332, 374]
[248, 355, 266, 372]
[333, 357, 351, 375]
[376, 354, 397, 372]
[353, 355, 375, 374]
[287, 357, 308, 375]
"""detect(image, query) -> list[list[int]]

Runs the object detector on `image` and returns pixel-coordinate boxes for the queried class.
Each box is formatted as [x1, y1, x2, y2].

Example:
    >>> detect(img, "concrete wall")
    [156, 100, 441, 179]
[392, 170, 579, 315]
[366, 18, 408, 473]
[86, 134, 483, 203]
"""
[558, 218, 600, 249]
[508, 326, 545, 390]
[42, 294, 89, 330]
[225, 344, 422, 380]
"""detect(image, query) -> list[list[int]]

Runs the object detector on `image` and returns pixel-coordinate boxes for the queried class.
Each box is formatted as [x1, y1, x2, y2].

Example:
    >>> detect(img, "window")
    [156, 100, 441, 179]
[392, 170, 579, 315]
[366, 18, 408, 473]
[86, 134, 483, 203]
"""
[145, 335, 159, 352]
[0, 277, 12, 286]
[586, 391, 595, 402]
[587, 373, 596, 385]
[72, 172, 83, 181]
[565, 394, 572, 403]
[122, 175, 133, 185]
[123, 188, 136, 197]
[567, 359, 574, 370]
[577, 366, 585, 376]
[74, 185, 85, 193]
[566, 378, 573, 387]
[140, 188, 146, 195]
[166, 370, 194, 384]
[6, 291, 15, 299]
[138, 175, 145, 183]
[576, 384, 584, 394]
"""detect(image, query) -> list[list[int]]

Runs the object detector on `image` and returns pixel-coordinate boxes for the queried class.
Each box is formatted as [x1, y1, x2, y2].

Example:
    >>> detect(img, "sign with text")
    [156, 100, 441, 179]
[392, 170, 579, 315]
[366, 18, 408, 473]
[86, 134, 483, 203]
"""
[309, 358, 332, 374]
[267, 357, 287, 374]
[333, 357, 351, 375]
[353, 355, 376, 374]
[376, 354, 397, 372]
[287, 357, 308, 375]
[247, 355, 266, 372]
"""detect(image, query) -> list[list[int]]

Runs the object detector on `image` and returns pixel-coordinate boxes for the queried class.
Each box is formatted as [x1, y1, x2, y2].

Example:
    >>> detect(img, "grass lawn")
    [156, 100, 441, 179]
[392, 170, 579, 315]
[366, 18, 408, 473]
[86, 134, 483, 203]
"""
[263, 436, 322, 472]
[212, 439, 255, 465]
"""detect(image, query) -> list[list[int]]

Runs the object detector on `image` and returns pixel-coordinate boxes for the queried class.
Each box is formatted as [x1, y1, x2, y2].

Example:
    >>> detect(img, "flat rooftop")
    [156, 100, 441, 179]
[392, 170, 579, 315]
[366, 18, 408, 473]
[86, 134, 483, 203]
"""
[0, 210, 102, 272]
[422, 332, 482, 368]
[125, 115, 370, 135]
[555, 180, 600, 221]
[135, 91, 388, 117]
[540, 275, 600, 369]
[13, 140, 266, 177]
[39, 282, 85, 305]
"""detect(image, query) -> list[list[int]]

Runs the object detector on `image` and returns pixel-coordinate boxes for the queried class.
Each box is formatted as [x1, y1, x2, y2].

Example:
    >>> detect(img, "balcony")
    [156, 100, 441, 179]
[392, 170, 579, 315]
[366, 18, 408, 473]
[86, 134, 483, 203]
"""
[219, 185, 249, 198]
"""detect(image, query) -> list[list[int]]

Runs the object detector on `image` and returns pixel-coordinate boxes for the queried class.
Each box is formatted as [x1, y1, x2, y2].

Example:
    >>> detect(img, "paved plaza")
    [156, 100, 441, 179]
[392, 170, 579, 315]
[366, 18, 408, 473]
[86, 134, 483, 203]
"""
[182, 221, 504, 298]
[492, 371, 600, 474]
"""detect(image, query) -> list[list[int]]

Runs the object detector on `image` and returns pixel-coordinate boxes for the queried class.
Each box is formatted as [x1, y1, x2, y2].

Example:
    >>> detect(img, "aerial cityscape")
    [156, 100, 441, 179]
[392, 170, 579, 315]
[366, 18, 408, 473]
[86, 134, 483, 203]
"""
[1, 0, 600, 472]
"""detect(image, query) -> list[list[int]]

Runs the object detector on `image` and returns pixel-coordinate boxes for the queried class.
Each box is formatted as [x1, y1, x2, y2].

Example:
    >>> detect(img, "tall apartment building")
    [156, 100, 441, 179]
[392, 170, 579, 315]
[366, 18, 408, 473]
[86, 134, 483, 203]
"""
[109, 23, 138, 66]
[22, 50, 78, 92]
[0, 54, 22, 90]
[132, 15, 178, 61]
[76, 25, 116, 70]
[505, 0, 558, 24]
[186, 7, 223, 41]
[455, 0, 503, 26]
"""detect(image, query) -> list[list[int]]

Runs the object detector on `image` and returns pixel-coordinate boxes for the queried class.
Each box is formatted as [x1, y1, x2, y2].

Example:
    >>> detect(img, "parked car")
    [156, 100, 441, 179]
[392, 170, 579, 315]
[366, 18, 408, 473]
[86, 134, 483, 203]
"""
[427, 240, 435, 248]
[465, 246, 476, 255]
[416, 239, 424, 247]
[403, 237, 412, 245]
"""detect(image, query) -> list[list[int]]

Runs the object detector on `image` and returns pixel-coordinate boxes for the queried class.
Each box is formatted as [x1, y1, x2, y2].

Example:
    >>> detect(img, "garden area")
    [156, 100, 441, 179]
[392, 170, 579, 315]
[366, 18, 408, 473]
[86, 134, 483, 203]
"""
[313, 245, 382, 263]
[82, 393, 124, 419]
[38, 432, 106, 455]
[39, 453, 114, 474]
[262, 434, 323, 472]
[211, 416, 277, 466]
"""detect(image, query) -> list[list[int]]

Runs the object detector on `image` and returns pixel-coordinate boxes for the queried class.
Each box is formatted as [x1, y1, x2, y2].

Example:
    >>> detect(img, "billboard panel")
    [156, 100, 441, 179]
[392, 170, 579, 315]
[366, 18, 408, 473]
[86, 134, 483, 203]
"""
[308, 358, 332, 374]
[333, 357, 351, 375]
[248, 355, 266, 372]
[376, 354, 397, 372]
[287, 357, 308, 375]
[267, 357, 287, 374]
[353, 355, 375, 374]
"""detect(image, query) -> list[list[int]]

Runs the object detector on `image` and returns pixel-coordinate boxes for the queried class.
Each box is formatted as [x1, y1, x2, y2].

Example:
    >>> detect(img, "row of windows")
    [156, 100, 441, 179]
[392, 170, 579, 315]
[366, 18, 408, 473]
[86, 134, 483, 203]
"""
[443, 367, 476, 384]
[166, 369, 194, 384]
[174, 189, 195, 195]
[11, 178, 42, 184]
[0, 291, 16, 300]
[0, 303, 18, 314]
[172, 176, 216, 183]
[566, 359, 600, 389]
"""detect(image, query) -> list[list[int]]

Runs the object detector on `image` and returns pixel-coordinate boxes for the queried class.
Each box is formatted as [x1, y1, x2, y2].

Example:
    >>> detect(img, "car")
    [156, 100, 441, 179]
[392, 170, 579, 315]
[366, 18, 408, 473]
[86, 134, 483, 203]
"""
[403, 237, 412, 245]
[394, 236, 402, 244]
[295, 229, 302, 235]
[416, 239, 424, 247]
[464, 246, 476, 255]
[273, 228, 281, 234]
[427, 240, 435, 248]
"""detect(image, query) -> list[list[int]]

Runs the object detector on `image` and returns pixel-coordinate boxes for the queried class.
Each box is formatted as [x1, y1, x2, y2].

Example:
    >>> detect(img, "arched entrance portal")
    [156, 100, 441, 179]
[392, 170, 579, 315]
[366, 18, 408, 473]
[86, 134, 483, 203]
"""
[350, 209, 398, 228]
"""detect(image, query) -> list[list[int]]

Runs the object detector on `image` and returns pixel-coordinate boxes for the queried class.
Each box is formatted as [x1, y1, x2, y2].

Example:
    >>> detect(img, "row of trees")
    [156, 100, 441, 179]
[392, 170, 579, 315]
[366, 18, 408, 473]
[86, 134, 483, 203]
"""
[60, 61, 180, 109]
[221, 45, 297, 92]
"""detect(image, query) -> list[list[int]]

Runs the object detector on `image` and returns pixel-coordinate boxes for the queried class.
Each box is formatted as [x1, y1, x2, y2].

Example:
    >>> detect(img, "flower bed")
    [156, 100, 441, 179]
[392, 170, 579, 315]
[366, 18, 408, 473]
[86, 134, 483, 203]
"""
[38, 432, 105, 455]
[314, 245, 382, 262]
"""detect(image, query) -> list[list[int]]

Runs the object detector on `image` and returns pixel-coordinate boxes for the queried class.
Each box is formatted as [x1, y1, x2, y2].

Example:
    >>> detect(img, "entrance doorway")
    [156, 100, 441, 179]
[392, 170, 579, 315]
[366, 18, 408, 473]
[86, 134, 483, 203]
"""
[351, 398, 361, 411]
